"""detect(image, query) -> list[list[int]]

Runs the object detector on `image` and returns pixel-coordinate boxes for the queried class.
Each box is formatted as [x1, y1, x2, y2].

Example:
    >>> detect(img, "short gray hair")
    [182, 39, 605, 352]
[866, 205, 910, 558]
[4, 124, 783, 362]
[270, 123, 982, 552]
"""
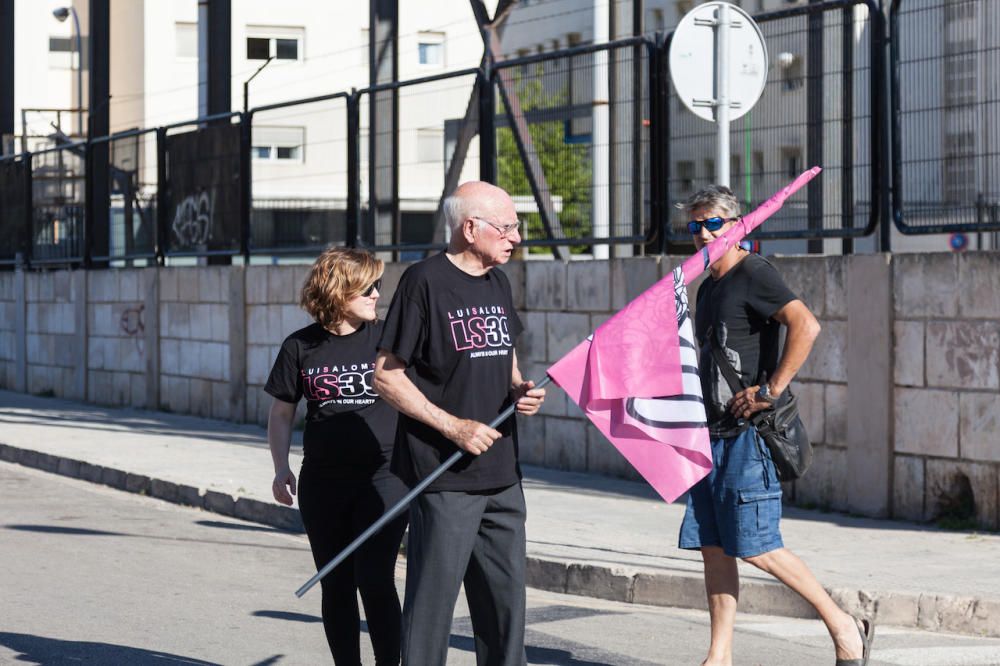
[443, 193, 471, 235]
[675, 185, 740, 218]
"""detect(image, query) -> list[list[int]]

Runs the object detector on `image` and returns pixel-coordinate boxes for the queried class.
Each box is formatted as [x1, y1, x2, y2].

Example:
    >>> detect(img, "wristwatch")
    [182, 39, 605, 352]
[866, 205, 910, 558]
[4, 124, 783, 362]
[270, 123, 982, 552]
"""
[756, 383, 777, 405]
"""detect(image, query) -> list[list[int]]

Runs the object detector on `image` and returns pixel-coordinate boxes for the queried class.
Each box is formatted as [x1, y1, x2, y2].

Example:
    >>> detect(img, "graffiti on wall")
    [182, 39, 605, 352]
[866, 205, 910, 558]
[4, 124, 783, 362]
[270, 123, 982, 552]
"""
[171, 190, 214, 248]
[120, 303, 145, 355]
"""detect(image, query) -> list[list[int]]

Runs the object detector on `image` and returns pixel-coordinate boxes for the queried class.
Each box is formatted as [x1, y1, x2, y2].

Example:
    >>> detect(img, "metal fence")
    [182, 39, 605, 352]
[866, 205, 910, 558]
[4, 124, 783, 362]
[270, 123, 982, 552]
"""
[663, 0, 884, 244]
[495, 37, 651, 257]
[891, 0, 1000, 234]
[3, 0, 997, 268]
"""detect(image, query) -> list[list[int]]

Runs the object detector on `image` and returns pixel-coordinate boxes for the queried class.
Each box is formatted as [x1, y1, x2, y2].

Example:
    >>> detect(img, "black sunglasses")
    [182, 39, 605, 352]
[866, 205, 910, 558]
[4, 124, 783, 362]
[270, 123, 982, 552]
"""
[361, 278, 382, 297]
[687, 216, 740, 234]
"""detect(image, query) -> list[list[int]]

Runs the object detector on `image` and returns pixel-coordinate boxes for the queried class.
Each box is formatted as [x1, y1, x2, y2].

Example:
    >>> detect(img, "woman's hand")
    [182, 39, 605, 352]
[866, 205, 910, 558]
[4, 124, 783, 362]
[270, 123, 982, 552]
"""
[272, 467, 297, 506]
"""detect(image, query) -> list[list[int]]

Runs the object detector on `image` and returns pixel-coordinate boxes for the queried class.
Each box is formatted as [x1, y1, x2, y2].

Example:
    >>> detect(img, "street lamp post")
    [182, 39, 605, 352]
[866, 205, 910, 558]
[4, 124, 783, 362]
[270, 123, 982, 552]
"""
[243, 56, 275, 114]
[52, 6, 83, 136]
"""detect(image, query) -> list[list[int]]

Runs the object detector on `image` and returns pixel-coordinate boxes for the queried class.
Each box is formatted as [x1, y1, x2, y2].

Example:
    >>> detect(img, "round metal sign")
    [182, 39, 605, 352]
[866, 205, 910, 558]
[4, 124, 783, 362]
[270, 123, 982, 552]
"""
[669, 1, 768, 122]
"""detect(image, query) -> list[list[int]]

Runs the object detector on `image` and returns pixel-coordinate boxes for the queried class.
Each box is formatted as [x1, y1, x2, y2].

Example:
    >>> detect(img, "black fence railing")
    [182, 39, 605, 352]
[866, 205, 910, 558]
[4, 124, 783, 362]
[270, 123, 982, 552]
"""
[2, 0, 990, 268]
[890, 0, 1000, 234]
[663, 0, 885, 244]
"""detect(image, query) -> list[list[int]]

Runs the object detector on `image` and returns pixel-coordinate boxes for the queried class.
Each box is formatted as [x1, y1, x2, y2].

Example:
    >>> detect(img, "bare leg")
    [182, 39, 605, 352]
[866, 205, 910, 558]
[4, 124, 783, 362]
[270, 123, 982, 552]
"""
[700, 546, 739, 666]
[743, 547, 863, 660]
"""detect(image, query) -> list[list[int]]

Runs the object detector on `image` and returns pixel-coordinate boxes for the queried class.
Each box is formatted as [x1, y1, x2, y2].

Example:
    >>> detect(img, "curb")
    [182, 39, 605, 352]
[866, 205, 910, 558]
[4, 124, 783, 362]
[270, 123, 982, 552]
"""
[0, 442, 304, 533]
[3, 442, 997, 638]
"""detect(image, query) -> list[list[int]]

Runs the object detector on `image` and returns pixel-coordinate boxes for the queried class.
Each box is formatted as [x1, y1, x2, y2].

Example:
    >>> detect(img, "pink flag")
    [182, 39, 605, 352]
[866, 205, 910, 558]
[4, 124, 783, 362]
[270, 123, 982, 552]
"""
[546, 168, 822, 502]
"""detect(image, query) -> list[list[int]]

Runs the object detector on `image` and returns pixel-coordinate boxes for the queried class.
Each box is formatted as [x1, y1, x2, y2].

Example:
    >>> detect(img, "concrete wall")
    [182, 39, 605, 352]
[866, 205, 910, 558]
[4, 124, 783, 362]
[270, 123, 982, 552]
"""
[3, 253, 997, 528]
[0, 271, 19, 390]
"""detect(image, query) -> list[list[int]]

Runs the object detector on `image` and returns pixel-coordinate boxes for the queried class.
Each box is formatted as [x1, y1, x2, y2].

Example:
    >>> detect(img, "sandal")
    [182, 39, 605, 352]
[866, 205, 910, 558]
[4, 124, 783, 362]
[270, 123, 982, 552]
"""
[835, 617, 875, 666]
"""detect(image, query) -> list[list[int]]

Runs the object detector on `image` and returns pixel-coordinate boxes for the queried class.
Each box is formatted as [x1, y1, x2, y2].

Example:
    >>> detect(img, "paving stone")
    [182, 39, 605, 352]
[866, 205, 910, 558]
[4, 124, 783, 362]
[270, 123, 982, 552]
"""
[894, 253, 959, 319]
[893, 455, 925, 522]
[525, 260, 566, 311]
[925, 459, 999, 529]
[960, 392, 1000, 463]
[925, 320, 1000, 390]
[894, 388, 958, 458]
[543, 416, 588, 472]
[546, 312, 591, 363]
[517, 410, 545, 466]
[799, 319, 846, 383]
[773, 256, 826, 318]
[610, 257, 661, 311]
[894, 320, 925, 387]
[566, 260, 610, 312]
[566, 564, 633, 603]
[958, 253, 1000, 318]
[517, 312, 547, 363]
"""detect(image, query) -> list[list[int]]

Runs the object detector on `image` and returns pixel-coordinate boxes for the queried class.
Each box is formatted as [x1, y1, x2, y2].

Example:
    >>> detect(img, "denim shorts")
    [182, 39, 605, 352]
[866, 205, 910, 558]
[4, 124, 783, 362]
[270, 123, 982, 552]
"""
[678, 426, 784, 558]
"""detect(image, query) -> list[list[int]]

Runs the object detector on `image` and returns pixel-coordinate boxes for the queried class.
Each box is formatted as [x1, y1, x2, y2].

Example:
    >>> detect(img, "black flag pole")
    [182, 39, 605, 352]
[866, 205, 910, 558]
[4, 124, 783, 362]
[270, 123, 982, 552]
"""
[295, 375, 553, 598]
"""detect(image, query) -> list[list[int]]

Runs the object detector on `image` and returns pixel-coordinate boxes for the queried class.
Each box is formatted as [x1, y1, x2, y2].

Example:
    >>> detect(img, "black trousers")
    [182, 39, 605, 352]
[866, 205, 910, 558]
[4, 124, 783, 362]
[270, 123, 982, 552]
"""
[298, 464, 409, 665]
[401, 483, 527, 666]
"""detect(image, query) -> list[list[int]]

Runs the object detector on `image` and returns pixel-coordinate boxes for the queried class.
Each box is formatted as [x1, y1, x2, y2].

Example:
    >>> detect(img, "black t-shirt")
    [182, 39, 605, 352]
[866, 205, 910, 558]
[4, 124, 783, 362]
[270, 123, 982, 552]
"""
[264, 321, 397, 478]
[378, 252, 524, 492]
[694, 254, 797, 430]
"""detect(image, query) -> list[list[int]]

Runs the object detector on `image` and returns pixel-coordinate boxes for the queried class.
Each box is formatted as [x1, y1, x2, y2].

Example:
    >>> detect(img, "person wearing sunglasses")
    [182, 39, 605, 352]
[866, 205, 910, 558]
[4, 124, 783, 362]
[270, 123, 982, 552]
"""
[264, 247, 408, 665]
[375, 181, 545, 666]
[676, 186, 874, 666]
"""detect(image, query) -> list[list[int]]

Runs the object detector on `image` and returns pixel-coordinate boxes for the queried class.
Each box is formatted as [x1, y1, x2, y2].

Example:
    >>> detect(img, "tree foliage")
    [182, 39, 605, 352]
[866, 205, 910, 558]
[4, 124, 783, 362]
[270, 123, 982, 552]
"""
[496, 71, 592, 253]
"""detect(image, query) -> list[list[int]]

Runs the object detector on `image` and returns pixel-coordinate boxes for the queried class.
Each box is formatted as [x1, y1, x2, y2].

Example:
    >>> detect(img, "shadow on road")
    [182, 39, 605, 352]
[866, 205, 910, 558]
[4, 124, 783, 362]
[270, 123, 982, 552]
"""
[0, 631, 220, 665]
[252, 610, 322, 623]
[2, 523, 306, 552]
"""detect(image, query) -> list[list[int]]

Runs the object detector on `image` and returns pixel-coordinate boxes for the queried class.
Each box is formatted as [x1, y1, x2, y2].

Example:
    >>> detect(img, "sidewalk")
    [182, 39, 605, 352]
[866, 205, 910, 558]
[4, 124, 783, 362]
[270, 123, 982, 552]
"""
[2, 389, 998, 638]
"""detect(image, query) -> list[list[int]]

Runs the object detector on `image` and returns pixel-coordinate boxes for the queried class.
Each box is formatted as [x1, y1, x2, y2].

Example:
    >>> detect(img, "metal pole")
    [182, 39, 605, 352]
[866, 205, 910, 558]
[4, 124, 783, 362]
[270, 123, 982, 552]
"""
[715, 2, 730, 187]
[71, 8, 82, 136]
[243, 56, 275, 115]
[295, 375, 553, 598]
[592, 0, 610, 258]
[346, 90, 361, 248]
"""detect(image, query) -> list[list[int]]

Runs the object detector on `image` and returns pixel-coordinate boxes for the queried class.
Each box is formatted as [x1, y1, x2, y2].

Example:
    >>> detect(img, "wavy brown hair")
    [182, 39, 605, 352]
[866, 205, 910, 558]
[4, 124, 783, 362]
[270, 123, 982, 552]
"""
[300, 247, 384, 330]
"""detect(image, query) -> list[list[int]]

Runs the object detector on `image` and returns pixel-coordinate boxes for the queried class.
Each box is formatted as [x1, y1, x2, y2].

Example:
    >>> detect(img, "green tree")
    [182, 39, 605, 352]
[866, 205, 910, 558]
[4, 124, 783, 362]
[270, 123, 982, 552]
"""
[496, 71, 592, 254]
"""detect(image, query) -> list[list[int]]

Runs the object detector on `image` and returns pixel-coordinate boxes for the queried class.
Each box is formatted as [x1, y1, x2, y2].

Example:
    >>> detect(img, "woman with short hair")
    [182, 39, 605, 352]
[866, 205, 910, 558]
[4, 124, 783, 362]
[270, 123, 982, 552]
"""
[266, 247, 407, 665]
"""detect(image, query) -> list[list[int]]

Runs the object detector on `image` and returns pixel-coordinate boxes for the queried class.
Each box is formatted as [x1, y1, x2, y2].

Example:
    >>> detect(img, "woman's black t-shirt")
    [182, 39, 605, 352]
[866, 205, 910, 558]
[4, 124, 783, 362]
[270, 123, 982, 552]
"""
[378, 252, 524, 492]
[264, 321, 397, 478]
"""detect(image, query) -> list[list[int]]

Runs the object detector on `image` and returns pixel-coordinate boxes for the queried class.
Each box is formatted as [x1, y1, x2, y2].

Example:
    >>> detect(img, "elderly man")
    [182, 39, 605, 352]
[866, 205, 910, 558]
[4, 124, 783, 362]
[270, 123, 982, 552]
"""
[676, 185, 873, 666]
[374, 181, 545, 666]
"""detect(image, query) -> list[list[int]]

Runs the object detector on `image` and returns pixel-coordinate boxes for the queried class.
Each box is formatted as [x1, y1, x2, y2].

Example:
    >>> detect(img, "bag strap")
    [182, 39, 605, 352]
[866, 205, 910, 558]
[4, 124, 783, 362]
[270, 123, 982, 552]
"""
[709, 330, 775, 429]
[707, 328, 747, 395]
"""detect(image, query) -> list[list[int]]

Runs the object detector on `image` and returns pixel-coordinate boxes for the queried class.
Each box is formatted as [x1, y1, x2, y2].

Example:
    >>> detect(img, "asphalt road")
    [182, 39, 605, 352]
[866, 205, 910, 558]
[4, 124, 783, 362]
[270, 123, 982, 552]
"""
[2, 462, 1000, 666]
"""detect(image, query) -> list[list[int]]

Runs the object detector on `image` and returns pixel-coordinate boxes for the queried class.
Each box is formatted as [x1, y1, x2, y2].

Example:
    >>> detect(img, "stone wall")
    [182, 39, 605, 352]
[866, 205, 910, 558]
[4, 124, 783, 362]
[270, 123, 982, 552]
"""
[244, 265, 312, 426]
[891, 254, 1000, 529]
[0, 271, 18, 390]
[3, 253, 997, 528]
[24, 271, 84, 400]
[85, 269, 153, 407]
[158, 267, 244, 421]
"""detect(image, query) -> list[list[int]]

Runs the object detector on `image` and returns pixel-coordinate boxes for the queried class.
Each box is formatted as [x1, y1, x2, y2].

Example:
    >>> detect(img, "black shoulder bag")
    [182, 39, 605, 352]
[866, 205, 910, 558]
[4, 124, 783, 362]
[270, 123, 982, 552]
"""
[708, 341, 813, 482]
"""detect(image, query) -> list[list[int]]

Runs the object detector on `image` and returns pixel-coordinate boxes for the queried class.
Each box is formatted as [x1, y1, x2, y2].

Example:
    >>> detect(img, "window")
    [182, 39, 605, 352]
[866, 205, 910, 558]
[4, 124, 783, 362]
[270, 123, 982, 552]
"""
[945, 1, 976, 22]
[417, 128, 443, 164]
[246, 28, 304, 61]
[781, 55, 804, 91]
[676, 1, 694, 17]
[49, 36, 73, 69]
[703, 159, 715, 180]
[176, 22, 197, 59]
[944, 40, 976, 106]
[252, 126, 305, 163]
[781, 147, 803, 178]
[943, 132, 975, 202]
[650, 8, 666, 31]
[677, 161, 695, 193]
[418, 32, 445, 67]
